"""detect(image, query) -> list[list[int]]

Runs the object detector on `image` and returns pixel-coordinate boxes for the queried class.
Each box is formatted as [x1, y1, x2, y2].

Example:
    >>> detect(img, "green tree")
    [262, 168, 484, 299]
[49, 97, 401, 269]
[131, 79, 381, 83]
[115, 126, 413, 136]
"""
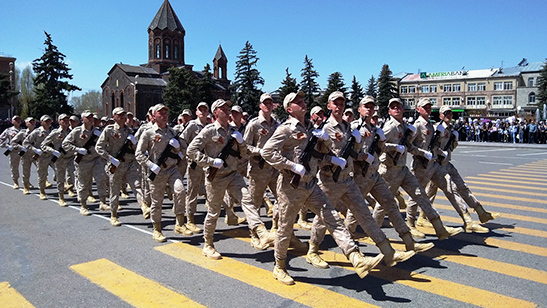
[537, 59, 547, 111]
[70, 90, 102, 115]
[31, 31, 80, 118]
[163, 66, 197, 120]
[319, 72, 346, 108]
[349, 75, 364, 108]
[275, 67, 299, 120]
[230, 41, 264, 117]
[196, 63, 215, 105]
[18, 66, 34, 119]
[376, 64, 398, 118]
[365, 75, 377, 98]
[300, 55, 320, 109]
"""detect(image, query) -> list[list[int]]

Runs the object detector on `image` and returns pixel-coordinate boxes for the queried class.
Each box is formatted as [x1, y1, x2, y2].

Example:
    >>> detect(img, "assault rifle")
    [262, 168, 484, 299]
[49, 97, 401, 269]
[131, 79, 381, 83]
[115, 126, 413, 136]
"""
[361, 129, 381, 177]
[50, 143, 67, 163]
[207, 124, 245, 181]
[332, 116, 367, 182]
[75, 129, 102, 163]
[109, 136, 136, 173]
[392, 126, 413, 166]
[422, 128, 442, 168]
[290, 110, 332, 189]
[149, 130, 183, 181]
[437, 128, 456, 163]
[4, 140, 21, 156]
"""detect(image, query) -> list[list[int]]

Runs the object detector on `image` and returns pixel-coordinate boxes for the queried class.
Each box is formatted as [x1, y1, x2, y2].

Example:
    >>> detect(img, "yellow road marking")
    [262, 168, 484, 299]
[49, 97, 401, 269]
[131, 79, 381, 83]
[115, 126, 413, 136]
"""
[155, 242, 376, 308]
[219, 229, 536, 308]
[485, 172, 547, 181]
[434, 204, 547, 225]
[466, 176, 547, 187]
[465, 180, 547, 191]
[500, 169, 547, 176]
[70, 259, 205, 308]
[468, 185, 547, 197]
[436, 196, 547, 214]
[0, 282, 35, 308]
[472, 192, 547, 205]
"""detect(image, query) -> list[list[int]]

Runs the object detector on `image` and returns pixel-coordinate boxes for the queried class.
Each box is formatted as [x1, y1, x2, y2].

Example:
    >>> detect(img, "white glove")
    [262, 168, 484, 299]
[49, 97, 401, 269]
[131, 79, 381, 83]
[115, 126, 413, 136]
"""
[407, 124, 417, 134]
[76, 148, 87, 155]
[436, 124, 445, 133]
[424, 151, 433, 161]
[20, 146, 27, 152]
[365, 153, 374, 164]
[150, 163, 161, 174]
[330, 156, 347, 169]
[169, 138, 180, 149]
[110, 157, 120, 167]
[52, 150, 61, 158]
[376, 128, 386, 141]
[33, 149, 43, 155]
[351, 129, 362, 143]
[396, 145, 406, 154]
[212, 158, 224, 168]
[93, 129, 101, 137]
[231, 131, 244, 144]
[312, 129, 329, 141]
[127, 134, 137, 145]
[7, 145, 13, 151]
[258, 149, 264, 156]
[291, 163, 306, 176]
[452, 131, 459, 139]
[440, 150, 448, 159]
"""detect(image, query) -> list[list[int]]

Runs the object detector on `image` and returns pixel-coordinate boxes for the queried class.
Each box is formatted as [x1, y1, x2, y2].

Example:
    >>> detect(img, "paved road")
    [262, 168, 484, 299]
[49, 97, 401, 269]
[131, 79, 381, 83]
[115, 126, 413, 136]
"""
[1, 145, 546, 307]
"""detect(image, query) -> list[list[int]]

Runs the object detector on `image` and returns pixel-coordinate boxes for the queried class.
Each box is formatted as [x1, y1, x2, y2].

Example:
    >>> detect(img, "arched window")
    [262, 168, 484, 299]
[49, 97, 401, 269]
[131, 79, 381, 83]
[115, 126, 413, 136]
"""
[529, 92, 536, 104]
[155, 42, 161, 59]
[120, 92, 124, 109]
[173, 41, 179, 60]
[164, 39, 170, 59]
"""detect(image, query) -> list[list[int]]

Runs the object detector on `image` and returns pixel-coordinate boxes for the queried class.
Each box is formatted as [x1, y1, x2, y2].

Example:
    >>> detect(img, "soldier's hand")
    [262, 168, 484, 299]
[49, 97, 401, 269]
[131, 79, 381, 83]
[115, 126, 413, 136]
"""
[365, 153, 374, 164]
[312, 129, 329, 141]
[351, 129, 362, 143]
[330, 156, 347, 169]
[20, 146, 27, 152]
[52, 150, 61, 158]
[110, 157, 121, 167]
[169, 138, 180, 149]
[76, 148, 87, 155]
[7, 145, 13, 151]
[150, 163, 161, 174]
[33, 148, 43, 155]
[231, 131, 244, 144]
[290, 163, 305, 176]
[396, 145, 406, 154]
[376, 128, 386, 141]
[424, 151, 433, 161]
[127, 134, 137, 145]
[212, 158, 224, 168]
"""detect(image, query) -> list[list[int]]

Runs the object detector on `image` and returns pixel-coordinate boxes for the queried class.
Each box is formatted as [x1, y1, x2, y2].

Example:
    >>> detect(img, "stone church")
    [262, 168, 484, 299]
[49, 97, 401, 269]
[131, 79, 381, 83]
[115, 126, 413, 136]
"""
[101, 0, 230, 120]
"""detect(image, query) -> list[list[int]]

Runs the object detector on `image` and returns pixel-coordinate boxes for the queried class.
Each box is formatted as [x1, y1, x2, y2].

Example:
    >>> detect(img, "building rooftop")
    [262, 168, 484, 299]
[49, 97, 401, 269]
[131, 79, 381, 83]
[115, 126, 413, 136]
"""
[148, 0, 185, 33]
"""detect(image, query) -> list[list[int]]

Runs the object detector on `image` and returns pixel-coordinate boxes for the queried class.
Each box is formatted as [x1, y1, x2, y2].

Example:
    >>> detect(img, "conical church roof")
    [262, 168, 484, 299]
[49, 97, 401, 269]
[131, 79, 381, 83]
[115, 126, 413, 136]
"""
[214, 45, 227, 62]
[148, 0, 185, 33]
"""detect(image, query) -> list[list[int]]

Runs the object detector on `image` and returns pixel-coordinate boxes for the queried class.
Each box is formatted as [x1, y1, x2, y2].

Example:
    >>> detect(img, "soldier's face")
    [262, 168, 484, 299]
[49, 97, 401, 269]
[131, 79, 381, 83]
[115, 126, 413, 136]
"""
[214, 105, 230, 123]
[287, 96, 306, 117]
[59, 118, 69, 129]
[154, 109, 169, 125]
[441, 111, 453, 124]
[328, 98, 345, 119]
[196, 106, 209, 119]
[417, 105, 432, 118]
[343, 112, 354, 122]
[359, 102, 375, 118]
[260, 99, 274, 114]
[389, 103, 404, 121]
[231, 111, 242, 123]
[26, 120, 35, 130]
[114, 113, 126, 125]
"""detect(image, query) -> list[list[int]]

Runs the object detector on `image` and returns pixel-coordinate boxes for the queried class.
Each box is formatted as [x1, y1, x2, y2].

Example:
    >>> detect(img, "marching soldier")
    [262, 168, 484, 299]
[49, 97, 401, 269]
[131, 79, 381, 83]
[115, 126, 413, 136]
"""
[41, 114, 72, 206]
[96, 107, 148, 227]
[135, 104, 191, 242]
[62, 110, 109, 216]
[1, 115, 22, 189]
[11, 117, 36, 194]
[261, 91, 386, 285]
[135, 107, 155, 214]
[23, 115, 53, 200]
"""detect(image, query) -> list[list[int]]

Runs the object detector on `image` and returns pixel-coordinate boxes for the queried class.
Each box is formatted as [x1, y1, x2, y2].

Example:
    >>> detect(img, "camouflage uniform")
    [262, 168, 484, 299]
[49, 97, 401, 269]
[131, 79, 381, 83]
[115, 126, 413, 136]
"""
[135, 122, 153, 207]
[11, 128, 33, 189]
[183, 119, 208, 221]
[1, 125, 22, 185]
[23, 126, 52, 193]
[42, 126, 72, 196]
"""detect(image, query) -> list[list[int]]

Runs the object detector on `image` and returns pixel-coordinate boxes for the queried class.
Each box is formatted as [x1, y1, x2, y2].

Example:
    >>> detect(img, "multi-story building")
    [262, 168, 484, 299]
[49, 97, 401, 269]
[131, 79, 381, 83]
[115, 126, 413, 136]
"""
[0, 55, 17, 120]
[398, 59, 543, 120]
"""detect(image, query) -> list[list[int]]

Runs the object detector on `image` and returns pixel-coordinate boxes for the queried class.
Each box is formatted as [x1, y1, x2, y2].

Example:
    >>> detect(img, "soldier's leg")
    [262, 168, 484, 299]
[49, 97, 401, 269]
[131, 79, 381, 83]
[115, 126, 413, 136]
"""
[37, 157, 49, 199]
[202, 175, 231, 259]
[149, 174, 169, 242]
[93, 158, 109, 211]
[21, 155, 32, 193]
[76, 160, 93, 215]
[56, 157, 68, 206]
[108, 167, 123, 226]
[186, 165, 205, 222]
[9, 152, 20, 187]
[127, 161, 147, 218]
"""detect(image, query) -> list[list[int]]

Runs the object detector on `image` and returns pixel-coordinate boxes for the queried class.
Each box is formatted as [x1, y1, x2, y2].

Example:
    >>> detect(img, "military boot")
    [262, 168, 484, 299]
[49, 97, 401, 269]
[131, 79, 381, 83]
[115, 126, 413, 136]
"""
[406, 218, 425, 239]
[45, 180, 53, 188]
[377, 240, 416, 267]
[306, 241, 329, 269]
[264, 196, 274, 217]
[152, 222, 166, 242]
[289, 232, 307, 251]
[140, 203, 151, 220]
[224, 206, 246, 226]
[110, 211, 121, 227]
[23, 185, 30, 195]
[270, 217, 278, 234]
[250, 229, 261, 248]
[202, 239, 222, 260]
[67, 189, 76, 197]
[462, 212, 489, 233]
[58, 193, 68, 207]
[80, 201, 91, 216]
[13, 181, 19, 190]
[39, 189, 47, 200]
[347, 250, 384, 278]
[185, 214, 202, 234]
[87, 195, 97, 203]
[273, 259, 294, 285]
[416, 211, 433, 228]
[431, 217, 463, 240]
[174, 214, 193, 236]
[401, 232, 434, 253]
[475, 204, 500, 224]
[251, 224, 275, 250]
[99, 198, 110, 211]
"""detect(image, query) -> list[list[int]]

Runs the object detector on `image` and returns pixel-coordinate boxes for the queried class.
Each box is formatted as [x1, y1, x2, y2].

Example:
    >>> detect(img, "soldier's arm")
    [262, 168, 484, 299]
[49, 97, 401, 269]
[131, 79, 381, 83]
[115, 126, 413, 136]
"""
[135, 130, 152, 169]
[382, 123, 400, 154]
[10, 131, 24, 150]
[41, 130, 56, 154]
[243, 121, 260, 156]
[22, 130, 35, 150]
[261, 125, 295, 171]
[0, 129, 10, 147]
[94, 128, 111, 161]
[62, 129, 78, 154]
[187, 128, 216, 167]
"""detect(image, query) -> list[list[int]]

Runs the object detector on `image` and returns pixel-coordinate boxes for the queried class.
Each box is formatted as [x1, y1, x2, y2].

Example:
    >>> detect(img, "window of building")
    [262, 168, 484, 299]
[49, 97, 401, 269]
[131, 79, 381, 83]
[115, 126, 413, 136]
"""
[477, 97, 486, 106]
[478, 83, 486, 91]
[409, 86, 416, 93]
[401, 86, 407, 94]
[492, 96, 503, 105]
[494, 82, 503, 91]
[528, 77, 535, 87]
[164, 40, 170, 59]
[174, 45, 179, 60]
[430, 85, 437, 92]
[408, 98, 415, 107]
[529, 92, 536, 104]
[422, 85, 429, 93]
[452, 97, 460, 105]
[155, 43, 161, 59]
[453, 84, 461, 92]
[443, 97, 451, 105]
[444, 84, 451, 92]
[467, 97, 476, 105]
[430, 98, 437, 106]
[503, 96, 513, 106]
[503, 81, 513, 90]
[468, 83, 476, 92]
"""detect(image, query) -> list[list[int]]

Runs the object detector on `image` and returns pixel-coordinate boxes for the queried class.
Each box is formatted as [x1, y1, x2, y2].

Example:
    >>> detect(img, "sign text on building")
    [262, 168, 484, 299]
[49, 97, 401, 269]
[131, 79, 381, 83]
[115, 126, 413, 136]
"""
[420, 71, 468, 78]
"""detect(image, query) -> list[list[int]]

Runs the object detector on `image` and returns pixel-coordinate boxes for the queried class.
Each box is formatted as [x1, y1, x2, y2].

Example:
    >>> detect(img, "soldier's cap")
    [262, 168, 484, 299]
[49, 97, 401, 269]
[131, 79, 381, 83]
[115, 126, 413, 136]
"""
[101, 116, 109, 122]
[417, 98, 432, 107]
[127, 111, 134, 117]
[12, 115, 21, 121]
[24, 117, 35, 123]
[359, 96, 376, 106]
[58, 113, 69, 121]
[211, 99, 232, 111]
[388, 98, 403, 108]
[310, 106, 323, 116]
[147, 106, 154, 115]
[182, 109, 192, 116]
[439, 105, 452, 114]
[231, 105, 243, 113]
[283, 91, 305, 110]
[328, 91, 346, 103]
[372, 111, 379, 118]
[93, 114, 100, 120]
[151, 104, 168, 114]
[344, 108, 354, 115]
[40, 115, 52, 122]
[81, 110, 93, 118]
[112, 107, 126, 116]
[242, 112, 249, 118]
[69, 115, 79, 122]
[197, 102, 209, 110]
[260, 92, 273, 103]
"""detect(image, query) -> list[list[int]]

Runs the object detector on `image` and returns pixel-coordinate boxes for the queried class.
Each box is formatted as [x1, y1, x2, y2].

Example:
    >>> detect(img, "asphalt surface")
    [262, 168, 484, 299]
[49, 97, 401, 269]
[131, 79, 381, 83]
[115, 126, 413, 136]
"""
[1, 143, 546, 307]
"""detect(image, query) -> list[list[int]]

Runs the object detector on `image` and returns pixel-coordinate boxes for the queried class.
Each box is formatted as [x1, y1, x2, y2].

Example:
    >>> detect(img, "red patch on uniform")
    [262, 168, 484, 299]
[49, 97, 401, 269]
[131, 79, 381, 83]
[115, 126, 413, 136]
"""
[335, 132, 342, 142]
[426, 130, 431, 135]
[57, 133, 63, 140]
[114, 133, 121, 139]
[260, 128, 268, 136]
[363, 131, 371, 138]
[81, 133, 87, 139]
[398, 132, 403, 139]
[218, 136, 224, 144]
[154, 134, 162, 142]
[11, 132, 16, 137]
[40, 133, 46, 138]
[296, 132, 307, 140]
[444, 132, 450, 138]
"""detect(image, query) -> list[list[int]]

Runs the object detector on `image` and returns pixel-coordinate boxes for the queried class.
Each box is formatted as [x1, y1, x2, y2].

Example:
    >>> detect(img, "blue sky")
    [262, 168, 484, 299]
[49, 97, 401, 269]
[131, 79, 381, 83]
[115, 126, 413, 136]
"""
[1, 0, 546, 98]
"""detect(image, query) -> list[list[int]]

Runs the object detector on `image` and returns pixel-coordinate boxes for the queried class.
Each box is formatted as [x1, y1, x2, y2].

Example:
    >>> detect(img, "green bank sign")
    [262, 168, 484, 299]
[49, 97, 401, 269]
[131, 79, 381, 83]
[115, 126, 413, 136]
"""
[420, 71, 468, 78]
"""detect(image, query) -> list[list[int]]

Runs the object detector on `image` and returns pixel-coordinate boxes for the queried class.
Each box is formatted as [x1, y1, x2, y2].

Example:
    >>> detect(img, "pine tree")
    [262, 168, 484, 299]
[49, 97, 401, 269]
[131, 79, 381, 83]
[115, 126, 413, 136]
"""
[365, 75, 377, 98]
[319, 72, 346, 108]
[349, 75, 364, 108]
[537, 59, 547, 111]
[376, 64, 398, 118]
[230, 41, 264, 117]
[275, 67, 299, 120]
[32, 32, 80, 118]
[196, 63, 215, 105]
[163, 66, 197, 120]
[300, 55, 321, 109]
